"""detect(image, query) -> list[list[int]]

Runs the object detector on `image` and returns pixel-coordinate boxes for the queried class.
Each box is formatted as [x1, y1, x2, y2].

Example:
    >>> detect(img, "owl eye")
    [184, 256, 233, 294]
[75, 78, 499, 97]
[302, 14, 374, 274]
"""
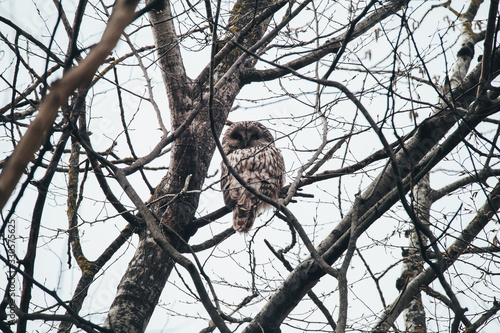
[231, 132, 243, 141]
[249, 133, 259, 141]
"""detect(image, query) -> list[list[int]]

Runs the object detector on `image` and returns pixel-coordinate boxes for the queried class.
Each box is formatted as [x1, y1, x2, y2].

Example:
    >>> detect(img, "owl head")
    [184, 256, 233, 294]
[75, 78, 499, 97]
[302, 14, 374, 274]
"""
[222, 121, 275, 154]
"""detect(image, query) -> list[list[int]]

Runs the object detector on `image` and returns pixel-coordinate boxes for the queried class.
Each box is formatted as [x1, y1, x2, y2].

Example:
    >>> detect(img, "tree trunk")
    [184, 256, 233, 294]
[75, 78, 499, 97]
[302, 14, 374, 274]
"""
[401, 174, 431, 333]
[104, 0, 273, 331]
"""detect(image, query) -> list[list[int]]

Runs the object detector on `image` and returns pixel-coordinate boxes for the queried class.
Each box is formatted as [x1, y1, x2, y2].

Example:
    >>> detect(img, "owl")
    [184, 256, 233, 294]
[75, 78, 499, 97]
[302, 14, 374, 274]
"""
[221, 121, 285, 233]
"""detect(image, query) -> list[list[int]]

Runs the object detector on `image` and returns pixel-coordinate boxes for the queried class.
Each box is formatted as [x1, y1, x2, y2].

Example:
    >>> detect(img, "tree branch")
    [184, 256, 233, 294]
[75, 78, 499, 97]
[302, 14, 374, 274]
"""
[242, 0, 409, 83]
[0, 0, 141, 210]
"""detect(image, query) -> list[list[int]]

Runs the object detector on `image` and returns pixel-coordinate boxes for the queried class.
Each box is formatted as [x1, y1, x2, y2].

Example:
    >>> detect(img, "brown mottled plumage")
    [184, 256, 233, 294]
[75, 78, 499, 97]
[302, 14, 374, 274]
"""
[220, 121, 285, 233]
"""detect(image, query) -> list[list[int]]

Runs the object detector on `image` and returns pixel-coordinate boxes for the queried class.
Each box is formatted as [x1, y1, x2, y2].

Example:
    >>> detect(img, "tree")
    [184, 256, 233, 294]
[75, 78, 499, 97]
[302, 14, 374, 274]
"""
[1, 0, 500, 332]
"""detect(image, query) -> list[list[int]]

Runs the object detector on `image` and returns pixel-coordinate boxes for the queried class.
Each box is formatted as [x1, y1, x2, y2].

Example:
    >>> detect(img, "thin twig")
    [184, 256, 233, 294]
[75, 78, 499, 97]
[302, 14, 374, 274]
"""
[0, 0, 141, 210]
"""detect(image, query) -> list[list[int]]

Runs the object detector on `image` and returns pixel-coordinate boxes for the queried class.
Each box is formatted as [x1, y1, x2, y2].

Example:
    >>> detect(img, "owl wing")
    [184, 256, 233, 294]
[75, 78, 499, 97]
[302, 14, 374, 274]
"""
[255, 145, 285, 201]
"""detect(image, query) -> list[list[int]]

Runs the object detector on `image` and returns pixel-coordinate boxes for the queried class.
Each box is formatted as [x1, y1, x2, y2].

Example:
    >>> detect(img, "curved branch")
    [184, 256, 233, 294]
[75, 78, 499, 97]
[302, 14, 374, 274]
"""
[183, 227, 235, 253]
[430, 168, 500, 202]
[242, 0, 409, 83]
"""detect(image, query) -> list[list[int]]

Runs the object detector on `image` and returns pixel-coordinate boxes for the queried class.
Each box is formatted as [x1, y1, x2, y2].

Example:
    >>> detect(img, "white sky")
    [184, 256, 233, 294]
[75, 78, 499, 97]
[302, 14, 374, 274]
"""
[0, 1, 498, 332]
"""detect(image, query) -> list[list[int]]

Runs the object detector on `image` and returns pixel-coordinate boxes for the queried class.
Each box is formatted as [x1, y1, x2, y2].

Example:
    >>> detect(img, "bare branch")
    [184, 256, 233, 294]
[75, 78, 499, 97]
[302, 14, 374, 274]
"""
[0, 0, 141, 210]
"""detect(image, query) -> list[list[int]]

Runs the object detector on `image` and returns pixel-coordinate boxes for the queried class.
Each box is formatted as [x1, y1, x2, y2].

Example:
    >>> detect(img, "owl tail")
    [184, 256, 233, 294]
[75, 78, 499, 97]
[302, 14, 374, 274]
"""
[233, 191, 258, 233]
